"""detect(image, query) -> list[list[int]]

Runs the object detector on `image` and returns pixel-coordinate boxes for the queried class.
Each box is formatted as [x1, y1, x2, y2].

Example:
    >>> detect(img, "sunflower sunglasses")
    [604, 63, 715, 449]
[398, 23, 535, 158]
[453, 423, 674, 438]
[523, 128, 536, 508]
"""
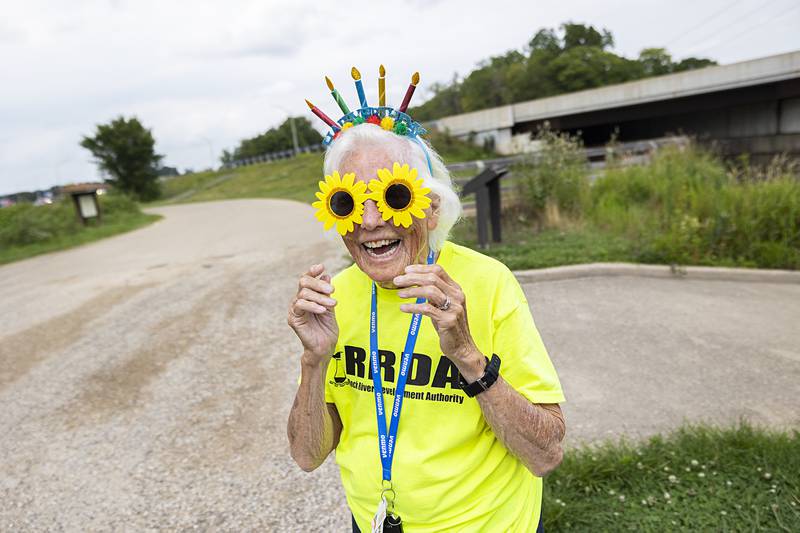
[312, 162, 431, 235]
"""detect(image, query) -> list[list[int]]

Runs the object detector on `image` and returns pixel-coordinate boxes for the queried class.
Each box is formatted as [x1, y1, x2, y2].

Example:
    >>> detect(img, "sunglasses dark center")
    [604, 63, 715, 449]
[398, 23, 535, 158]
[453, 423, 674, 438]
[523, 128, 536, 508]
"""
[385, 183, 412, 210]
[329, 190, 355, 217]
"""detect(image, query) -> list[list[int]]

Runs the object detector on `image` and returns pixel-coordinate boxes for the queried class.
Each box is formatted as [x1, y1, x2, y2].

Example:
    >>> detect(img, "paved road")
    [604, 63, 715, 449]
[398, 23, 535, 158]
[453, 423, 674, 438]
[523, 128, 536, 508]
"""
[523, 276, 800, 443]
[1, 199, 798, 531]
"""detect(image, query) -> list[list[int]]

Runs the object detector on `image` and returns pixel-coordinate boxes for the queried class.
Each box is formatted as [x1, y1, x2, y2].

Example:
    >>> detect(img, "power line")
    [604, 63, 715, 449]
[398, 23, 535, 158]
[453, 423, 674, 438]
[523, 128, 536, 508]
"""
[665, 0, 748, 47]
[677, 0, 784, 53]
[691, 1, 800, 54]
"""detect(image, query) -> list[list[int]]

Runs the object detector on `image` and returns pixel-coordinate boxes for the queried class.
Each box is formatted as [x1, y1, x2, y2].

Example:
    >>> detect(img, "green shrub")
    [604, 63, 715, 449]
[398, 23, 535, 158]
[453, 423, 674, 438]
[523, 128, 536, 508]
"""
[514, 125, 590, 221]
[0, 193, 145, 248]
[590, 145, 800, 269]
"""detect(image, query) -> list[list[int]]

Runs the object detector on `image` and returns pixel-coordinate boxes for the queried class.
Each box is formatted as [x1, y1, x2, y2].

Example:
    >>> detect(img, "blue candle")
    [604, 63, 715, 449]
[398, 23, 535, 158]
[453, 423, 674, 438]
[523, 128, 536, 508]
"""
[351, 66, 368, 109]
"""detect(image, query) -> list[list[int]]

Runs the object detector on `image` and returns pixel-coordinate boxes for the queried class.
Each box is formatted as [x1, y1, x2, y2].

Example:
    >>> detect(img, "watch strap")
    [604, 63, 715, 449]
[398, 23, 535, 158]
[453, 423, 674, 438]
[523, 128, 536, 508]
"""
[459, 354, 501, 397]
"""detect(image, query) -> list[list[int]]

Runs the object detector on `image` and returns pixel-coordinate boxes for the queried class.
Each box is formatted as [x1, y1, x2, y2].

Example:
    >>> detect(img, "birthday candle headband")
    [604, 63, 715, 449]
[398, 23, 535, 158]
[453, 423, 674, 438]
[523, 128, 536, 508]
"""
[305, 66, 427, 147]
[308, 66, 433, 235]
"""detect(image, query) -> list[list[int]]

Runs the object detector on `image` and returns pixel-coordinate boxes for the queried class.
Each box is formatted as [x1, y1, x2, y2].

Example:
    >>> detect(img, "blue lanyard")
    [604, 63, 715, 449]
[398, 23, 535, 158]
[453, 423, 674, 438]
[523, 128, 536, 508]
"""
[370, 250, 434, 482]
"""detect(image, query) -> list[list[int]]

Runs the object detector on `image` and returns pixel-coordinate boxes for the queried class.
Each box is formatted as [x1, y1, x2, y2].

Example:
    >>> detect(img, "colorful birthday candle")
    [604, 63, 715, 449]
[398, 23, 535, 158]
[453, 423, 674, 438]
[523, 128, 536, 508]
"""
[305, 99, 340, 131]
[378, 64, 386, 107]
[325, 76, 351, 115]
[398, 72, 419, 113]
[351, 66, 368, 109]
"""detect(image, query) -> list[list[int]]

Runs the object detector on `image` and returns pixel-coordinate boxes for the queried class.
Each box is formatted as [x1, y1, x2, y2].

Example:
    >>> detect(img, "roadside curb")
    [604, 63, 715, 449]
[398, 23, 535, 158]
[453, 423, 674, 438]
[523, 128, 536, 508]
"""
[513, 262, 800, 284]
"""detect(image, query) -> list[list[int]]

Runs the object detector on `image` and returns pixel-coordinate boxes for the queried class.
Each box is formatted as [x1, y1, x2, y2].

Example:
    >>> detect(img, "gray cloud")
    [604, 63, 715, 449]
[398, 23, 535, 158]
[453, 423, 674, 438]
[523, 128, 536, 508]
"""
[1, 0, 798, 195]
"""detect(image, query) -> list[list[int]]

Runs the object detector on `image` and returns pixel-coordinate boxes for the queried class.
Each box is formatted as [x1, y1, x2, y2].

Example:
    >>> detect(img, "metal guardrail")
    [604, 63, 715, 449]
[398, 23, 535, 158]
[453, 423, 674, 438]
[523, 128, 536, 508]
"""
[225, 143, 325, 168]
[453, 136, 690, 243]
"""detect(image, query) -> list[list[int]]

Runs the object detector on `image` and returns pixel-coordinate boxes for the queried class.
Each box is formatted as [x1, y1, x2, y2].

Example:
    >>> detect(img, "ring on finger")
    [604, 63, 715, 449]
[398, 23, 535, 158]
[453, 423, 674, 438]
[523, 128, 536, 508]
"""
[436, 294, 451, 311]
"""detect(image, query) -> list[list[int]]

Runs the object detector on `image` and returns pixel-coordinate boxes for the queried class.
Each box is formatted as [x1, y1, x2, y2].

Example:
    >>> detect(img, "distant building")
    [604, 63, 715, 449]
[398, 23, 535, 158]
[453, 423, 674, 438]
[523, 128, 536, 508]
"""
[430, 51, 800, 162]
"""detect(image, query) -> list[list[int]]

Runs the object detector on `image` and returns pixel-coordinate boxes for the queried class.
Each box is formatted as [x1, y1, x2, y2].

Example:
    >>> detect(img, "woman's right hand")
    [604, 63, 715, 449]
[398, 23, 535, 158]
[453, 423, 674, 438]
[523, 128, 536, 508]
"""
[288, 264, 339, 367]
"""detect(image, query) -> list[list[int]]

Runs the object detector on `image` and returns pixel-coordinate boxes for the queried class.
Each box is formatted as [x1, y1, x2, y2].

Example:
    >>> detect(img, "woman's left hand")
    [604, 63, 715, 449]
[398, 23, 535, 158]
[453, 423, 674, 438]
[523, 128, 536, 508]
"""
[394, 264, 485, 381]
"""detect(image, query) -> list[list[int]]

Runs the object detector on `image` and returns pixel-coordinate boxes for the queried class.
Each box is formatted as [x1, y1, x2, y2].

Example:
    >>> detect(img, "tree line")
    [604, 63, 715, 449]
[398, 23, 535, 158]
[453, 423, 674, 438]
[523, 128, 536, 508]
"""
[409, 23, 716, 121]
[220, 117, 323, 164]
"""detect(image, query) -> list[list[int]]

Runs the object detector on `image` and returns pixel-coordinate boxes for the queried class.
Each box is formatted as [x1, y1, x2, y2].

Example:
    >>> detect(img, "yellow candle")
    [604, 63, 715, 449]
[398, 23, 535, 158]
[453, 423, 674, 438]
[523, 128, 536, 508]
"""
[379, 64, 386, 107]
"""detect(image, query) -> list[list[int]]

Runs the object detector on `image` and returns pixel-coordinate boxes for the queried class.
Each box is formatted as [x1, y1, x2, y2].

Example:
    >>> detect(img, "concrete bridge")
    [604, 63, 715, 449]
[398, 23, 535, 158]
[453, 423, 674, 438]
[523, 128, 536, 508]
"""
[430, 51, 800, 162]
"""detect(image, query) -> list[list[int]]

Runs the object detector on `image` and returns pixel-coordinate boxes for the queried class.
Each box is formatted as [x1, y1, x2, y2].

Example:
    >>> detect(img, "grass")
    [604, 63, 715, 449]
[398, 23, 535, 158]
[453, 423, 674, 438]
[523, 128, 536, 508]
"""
[451, 215, 638, 270]
[477, 136, 800, 271]
[544, 424, 800, 532]
[155, 131, 496, 206]
[0, 195, 160, 265]
[156, 153, 324, 205]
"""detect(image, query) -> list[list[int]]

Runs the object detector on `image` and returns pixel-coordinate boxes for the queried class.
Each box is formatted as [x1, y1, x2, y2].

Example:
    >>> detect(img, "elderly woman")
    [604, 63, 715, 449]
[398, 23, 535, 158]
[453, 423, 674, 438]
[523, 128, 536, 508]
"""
[287, 118, 565, 532]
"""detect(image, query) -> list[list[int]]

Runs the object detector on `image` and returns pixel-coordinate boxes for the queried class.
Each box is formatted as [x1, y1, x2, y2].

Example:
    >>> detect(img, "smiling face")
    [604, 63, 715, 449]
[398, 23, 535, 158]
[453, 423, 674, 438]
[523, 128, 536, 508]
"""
[338, 149, 439, 286]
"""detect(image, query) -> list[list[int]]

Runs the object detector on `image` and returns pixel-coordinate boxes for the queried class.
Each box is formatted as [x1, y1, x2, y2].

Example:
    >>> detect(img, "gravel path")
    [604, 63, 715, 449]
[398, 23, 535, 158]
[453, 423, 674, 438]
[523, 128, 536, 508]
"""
[1, 200, 351, 532]
[2, 199, 798, 531]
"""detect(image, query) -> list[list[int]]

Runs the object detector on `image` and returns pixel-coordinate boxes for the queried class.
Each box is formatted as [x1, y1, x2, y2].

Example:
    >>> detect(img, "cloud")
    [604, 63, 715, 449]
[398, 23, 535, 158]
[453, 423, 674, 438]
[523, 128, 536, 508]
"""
[0, 20, 26, 44]
[0, 0, 795, 195]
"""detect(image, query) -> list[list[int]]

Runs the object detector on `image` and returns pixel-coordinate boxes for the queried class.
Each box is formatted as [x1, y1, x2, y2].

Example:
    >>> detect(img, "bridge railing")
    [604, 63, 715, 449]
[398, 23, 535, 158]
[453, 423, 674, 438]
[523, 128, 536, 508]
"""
[453, 136, 689, 247]
[224, 143, 325, 169]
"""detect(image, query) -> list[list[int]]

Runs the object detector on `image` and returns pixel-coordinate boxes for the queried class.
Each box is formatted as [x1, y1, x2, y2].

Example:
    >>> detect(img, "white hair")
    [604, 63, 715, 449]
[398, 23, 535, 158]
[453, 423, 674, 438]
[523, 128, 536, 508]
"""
[323, 124, 462, 251]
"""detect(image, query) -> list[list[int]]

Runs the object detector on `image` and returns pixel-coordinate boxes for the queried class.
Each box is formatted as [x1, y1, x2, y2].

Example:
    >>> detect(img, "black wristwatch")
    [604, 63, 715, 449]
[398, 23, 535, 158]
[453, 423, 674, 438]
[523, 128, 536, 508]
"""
[459, 354, 501, 397]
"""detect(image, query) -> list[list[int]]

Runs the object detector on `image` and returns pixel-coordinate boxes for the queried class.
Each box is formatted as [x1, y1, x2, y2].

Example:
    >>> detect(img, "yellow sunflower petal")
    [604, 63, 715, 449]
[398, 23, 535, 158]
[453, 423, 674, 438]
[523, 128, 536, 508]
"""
[401, 211, 415, 227]
[315, 191, 326, 201]
[410, 206, 427, 219]
[376, 168, 393, 183]
[324, 217, 335, 231]
[342, 172, 355, 188]
[416, 196, 432, 209]
[392, 162, 404, 179]
[353, 180, 367, 194]
[319, 180, 331, 194]
[330, 171, 342, 187]
[409, 167, 418, 180]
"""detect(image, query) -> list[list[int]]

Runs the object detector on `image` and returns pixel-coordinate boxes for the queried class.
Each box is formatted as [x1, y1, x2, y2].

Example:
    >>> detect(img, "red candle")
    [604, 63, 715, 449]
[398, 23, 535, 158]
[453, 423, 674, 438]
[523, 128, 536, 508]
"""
[398, 72, 419, 113]
[305, 99, 340, 130]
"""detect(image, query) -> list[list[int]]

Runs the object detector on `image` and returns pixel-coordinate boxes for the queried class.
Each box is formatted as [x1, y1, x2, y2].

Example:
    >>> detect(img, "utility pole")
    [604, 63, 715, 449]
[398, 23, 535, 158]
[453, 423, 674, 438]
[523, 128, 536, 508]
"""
[275, 105, 301, 156]
[289, 116, 299, 156]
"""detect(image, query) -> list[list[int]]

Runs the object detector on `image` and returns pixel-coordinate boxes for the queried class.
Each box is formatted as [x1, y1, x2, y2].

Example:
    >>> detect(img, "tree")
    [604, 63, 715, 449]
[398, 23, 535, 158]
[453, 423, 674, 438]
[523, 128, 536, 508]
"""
[408, 23, 716, 121]
[230, 117, 323, 160]
[561, 22, 614, 50]
[220, 149, 234, 166]
[639, 48, 675, 76]
[80, 116, 163, 201]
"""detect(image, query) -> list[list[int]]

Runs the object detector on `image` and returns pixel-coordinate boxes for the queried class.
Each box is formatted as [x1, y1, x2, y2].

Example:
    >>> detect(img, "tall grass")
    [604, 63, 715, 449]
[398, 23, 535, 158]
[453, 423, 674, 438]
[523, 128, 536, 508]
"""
[515, 127, 589, 224]
[512, 133, 800, 269]
[0, 194, 158, 264]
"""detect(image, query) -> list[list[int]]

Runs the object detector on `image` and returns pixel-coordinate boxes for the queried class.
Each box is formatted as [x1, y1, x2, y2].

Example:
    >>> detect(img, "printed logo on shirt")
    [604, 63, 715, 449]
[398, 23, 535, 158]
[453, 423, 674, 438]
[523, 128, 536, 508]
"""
[329, 345, 466, 405]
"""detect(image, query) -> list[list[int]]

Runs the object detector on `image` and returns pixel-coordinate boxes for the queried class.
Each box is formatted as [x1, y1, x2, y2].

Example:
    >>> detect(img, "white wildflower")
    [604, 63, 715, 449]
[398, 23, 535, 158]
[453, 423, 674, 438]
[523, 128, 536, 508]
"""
[763, 472, 772, 480]
[690, 459, 699, 466]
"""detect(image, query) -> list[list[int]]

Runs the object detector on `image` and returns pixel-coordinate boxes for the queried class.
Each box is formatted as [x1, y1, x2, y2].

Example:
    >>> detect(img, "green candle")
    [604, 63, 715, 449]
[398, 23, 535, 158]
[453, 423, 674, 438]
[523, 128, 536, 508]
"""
[325, 76, 350, 115]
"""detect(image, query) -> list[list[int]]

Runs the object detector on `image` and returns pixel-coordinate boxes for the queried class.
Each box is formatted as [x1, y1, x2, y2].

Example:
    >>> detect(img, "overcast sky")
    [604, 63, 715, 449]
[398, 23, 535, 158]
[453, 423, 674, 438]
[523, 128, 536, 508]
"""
[1, 0, 798, 195]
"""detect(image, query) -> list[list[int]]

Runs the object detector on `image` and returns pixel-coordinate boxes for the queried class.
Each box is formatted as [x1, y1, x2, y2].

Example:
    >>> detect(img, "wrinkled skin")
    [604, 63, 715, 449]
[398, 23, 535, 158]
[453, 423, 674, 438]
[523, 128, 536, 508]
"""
[338, 149, 439, 287]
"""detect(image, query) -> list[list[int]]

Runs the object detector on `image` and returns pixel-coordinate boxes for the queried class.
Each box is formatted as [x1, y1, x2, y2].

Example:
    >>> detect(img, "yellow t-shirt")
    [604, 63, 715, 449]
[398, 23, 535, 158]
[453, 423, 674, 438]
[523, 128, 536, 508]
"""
[326, 241, 565, 532]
